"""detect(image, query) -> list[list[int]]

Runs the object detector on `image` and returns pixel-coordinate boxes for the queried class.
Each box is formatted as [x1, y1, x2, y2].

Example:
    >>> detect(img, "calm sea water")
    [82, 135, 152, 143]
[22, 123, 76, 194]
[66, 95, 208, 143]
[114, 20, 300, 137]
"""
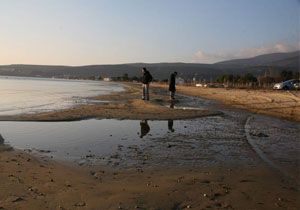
[0, 76, 123, 115]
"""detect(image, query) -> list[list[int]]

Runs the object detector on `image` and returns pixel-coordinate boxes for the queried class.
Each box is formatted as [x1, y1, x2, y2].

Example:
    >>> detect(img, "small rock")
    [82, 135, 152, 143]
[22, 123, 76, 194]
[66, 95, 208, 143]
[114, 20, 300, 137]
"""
[7, 196, 24, 203]
[250, 132, 269, 137]
[86, 154, 95, 158]
[37, 149, 51, 153]
[78, 160, 86, 166]
[275, 202, 281, 207]
[74, 202, 86, 207]
[58, 205, 66, 210]
[214, 202, 222, 207]
[65, 182, 72, 187]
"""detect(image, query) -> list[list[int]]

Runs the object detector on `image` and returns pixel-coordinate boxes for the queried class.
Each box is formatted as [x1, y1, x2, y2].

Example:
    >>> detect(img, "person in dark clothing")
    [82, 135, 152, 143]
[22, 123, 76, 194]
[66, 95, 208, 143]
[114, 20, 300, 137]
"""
[140, 120, 150, 138]
[169, 71, 177, 100]
[141, 67, 153, 100]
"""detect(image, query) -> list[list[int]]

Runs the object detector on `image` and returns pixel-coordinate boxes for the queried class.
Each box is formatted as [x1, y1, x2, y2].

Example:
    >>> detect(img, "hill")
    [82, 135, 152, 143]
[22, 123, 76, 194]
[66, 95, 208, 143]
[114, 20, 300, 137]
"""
[215, 51, 299, 68]
[0, 51, 298, 80]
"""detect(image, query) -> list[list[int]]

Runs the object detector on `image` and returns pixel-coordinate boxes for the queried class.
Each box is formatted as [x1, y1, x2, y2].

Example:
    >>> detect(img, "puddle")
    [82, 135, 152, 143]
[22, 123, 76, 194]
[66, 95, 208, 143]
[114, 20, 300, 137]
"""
[0, 119, 199, 165]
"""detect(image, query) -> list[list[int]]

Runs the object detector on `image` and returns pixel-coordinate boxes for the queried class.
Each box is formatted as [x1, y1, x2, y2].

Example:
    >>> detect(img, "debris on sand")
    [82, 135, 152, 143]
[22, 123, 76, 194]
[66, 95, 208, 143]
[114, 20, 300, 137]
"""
[250, 131, 269, 138]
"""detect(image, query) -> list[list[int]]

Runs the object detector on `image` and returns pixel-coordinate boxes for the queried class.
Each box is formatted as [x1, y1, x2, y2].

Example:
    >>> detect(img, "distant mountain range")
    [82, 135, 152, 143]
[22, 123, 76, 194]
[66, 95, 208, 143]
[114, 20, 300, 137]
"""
[0, 51, 299, 80]
[215, 51, 299, 68]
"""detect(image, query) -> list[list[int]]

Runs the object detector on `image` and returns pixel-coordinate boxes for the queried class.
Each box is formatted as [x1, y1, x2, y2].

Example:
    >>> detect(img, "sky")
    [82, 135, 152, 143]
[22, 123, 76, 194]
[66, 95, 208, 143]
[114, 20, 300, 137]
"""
[0, 0, 299, 65]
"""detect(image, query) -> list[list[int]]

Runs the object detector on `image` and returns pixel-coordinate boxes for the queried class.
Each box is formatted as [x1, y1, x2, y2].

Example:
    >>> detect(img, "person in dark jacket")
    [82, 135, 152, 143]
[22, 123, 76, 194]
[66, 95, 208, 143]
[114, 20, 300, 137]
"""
[169, 71, 177, 100]
[141, 67, 153, 100]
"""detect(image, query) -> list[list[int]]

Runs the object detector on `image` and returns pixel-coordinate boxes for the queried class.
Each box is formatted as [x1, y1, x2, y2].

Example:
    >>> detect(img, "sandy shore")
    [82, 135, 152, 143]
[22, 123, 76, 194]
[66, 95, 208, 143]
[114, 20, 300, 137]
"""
[2, 82, 298, 122]
[0, 83, 221, 122]
[0, 82, 299, 209]
[152, 83, 300, 122]
[1, 149, 299, 210]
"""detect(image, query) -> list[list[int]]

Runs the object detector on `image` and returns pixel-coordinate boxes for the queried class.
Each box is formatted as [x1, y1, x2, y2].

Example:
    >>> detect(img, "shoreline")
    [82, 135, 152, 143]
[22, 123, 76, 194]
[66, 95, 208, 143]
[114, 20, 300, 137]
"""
[0, 83, 222, 122]
[1, 81, 299, 122]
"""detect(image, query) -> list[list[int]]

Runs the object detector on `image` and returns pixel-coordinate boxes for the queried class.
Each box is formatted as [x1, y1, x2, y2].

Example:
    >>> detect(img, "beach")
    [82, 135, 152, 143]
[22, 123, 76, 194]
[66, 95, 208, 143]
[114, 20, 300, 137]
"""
[0, 81, 299, 210]
[153, 83, 300, 122]
[1, 149, 299, 210]
[0, 83, 221, 121]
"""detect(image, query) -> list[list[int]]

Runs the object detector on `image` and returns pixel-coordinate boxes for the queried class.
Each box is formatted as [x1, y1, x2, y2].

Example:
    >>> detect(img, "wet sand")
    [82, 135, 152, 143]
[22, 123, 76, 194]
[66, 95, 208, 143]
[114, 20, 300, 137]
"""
[153, 83, 300, 122]
[1, 149, 299, 210]
[0, 82, 299, 209]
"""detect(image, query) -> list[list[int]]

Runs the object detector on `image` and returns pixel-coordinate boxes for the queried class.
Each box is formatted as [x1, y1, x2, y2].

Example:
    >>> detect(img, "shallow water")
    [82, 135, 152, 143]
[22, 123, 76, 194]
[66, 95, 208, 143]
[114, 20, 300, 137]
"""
[0, 119, 194, 164]
[0, 113, 299, 178]
[0, 76, 123, 115]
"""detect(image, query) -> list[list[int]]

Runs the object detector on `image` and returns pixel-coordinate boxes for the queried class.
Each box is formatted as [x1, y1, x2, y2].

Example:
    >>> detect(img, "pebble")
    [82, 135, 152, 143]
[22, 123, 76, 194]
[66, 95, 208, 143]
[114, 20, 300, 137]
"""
[7, 196, 24, 203]
[74, 202, 86, 207]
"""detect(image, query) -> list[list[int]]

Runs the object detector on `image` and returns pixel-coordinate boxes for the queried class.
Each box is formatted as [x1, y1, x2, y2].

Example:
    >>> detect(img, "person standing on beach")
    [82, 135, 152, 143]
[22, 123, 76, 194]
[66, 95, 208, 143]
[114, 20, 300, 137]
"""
[169, 71, 177, 100]
[141, 67, 153, 100]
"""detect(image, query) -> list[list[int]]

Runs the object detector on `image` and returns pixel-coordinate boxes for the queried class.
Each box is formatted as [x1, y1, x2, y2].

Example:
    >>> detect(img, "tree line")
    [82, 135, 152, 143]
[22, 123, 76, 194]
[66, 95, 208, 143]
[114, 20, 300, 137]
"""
[214, 70, 299, 88]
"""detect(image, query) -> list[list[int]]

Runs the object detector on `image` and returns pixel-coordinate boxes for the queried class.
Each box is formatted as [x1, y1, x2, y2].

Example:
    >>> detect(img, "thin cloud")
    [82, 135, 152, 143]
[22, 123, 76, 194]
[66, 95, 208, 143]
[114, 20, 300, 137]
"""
[193, 42, 300, 64]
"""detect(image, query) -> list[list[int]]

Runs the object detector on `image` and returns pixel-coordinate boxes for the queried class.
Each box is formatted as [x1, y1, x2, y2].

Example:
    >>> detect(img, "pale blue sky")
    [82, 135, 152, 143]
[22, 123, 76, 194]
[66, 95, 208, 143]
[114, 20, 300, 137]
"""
[0, 0, 299, 65]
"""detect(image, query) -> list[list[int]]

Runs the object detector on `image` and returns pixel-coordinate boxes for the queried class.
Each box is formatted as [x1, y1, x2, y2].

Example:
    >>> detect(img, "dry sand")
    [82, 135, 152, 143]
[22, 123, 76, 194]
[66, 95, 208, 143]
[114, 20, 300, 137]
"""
[152, 83, 300, 122]
[1, 149, 299, 210]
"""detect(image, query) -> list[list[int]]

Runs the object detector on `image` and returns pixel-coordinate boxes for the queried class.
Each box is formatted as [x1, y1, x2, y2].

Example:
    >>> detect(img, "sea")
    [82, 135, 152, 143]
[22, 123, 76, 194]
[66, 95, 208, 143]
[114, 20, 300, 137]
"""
[0, 76, 123, 116]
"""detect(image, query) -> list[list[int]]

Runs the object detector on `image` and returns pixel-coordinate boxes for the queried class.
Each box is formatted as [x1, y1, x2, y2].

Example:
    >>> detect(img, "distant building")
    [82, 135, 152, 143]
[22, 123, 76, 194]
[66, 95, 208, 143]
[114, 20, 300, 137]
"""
[176, 77, 185, 85]
[103, 77, 112, 82]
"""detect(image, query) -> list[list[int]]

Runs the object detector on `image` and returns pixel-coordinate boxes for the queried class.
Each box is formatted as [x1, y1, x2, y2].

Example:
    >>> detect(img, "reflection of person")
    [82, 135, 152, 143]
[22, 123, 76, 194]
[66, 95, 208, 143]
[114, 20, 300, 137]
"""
[141, 67, 153, 100]
[169, 71, 177, 100]
[168, 101, 175, 132]
[0, 134, 4, 144]
[170, 100, 175, 109]
[140, 120, 150, 138]
[168, 120, 175, 132]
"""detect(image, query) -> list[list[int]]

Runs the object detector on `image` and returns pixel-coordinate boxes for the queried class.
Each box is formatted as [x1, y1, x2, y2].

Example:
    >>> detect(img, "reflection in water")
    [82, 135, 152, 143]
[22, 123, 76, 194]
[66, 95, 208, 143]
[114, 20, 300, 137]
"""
[168, 100, 175, 132]
[140, 120, 150, 138]
[0, 133, 12, 151]
[168, 120, 175, 132]
[0, 134, 4, 144]
[170, 100, 175, 109]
